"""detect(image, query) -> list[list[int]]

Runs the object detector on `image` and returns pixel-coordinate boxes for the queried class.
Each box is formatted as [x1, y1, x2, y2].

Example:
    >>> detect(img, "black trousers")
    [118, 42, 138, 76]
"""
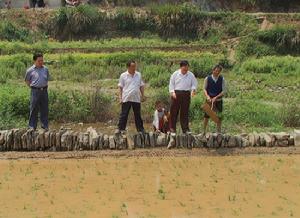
[170, 90, 191, 133]
[118, 101, 144, 132]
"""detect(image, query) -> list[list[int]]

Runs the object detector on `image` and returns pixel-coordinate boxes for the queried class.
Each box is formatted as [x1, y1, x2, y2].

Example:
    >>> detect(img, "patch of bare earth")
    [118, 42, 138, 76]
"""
[1, 147, 300, 160]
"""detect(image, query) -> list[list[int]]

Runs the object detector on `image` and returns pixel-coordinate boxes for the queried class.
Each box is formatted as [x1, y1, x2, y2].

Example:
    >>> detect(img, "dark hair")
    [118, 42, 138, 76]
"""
[33, 53, 43, 61]
[212, 64, 223, 71]
[127, 60, 136, 67]
[155, 100, 162, 107]
[180, 60, 189, 67]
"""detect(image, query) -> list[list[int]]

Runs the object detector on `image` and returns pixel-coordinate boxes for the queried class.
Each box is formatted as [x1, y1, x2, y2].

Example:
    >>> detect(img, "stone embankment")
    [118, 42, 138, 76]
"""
[0, 127, 299, 151]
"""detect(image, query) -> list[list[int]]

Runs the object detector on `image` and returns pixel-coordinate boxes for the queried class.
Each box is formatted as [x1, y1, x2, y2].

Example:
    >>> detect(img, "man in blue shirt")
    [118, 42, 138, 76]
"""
[25, 53, 49, 130]
[203, 64, 226, 133]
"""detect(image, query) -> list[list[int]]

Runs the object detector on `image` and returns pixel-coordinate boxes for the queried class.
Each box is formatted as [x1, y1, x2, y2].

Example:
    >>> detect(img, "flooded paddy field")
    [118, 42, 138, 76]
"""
[0, 153, 300, 218]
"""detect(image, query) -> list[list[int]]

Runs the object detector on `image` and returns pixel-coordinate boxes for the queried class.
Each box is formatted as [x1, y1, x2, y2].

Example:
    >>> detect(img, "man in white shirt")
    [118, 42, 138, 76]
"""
[169, 60, 198, 134]
[117, 60, 145, 133]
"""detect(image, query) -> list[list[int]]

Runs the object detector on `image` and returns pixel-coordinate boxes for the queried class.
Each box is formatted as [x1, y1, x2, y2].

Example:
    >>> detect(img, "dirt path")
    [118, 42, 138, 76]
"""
[1, 147, 300, 160]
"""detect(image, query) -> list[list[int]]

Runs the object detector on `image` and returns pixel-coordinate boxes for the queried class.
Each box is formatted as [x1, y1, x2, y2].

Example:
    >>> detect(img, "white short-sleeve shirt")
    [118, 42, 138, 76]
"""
[118, 71, 144, 103]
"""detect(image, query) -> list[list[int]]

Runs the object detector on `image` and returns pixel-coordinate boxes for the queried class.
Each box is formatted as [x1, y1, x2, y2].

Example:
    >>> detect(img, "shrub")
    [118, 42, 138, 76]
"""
[114, 7, 151, 33]
[0, 84, 114, 127]
[150, 3, 201, 39]
[236, 25, 300, 61]
[190, 95, 205, 121]
[0, 21, 30, 41]
[236, 56, 300, 75]
[223, 12, 258, 38]
[149, 73, 170, 88]
[256, 25, 300, 54]
[280, 99, 300, 127]
[190, 53, 228, 78]
[235, 36, 276, 61]
[142, 64, 170, 82]
[224, 99, 281, 127]
[48, 5, 104, 40]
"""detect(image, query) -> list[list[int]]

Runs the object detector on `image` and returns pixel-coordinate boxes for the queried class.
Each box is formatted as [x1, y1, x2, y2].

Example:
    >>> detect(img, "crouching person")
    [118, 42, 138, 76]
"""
[25, 53, 49, 131]
[203, 64, 226, 133]
[152, 100, 170, 133]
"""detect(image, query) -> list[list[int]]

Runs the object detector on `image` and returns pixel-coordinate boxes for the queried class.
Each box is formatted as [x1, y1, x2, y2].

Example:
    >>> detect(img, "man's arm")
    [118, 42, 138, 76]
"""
[25, 80, 31, 87]
[169, 73, 176, 99]
[118, 87, 123, 104]
[47, 68, 50, 81]
[203, 77, 211, 100]
[140, 85, 145, 101]
[24, 70, 31, 87]
[191, 73, 198, 97]
[140, 75, 145, 101]
[118, 74, 124, 104]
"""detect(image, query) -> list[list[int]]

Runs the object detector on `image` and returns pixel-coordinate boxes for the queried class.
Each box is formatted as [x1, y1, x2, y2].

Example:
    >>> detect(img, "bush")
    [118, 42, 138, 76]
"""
[190, 95, 205, 121]
[49, 88, 113, 122]
[235, 37, 276, 61]
[114, 7, 151, 33]
[0, 54, 31, 82]
[280, 99, 300, 127]
[0, 86, 29, 119]
[0, 5, 261, 41]
[190, 53, 228, 78]
[149, 73, 170, 88]
[150, 3, 201, 39]
[256, 25, 300, 54]
[224, 99, 281, 127]
[48, 5, 104, 40]
[0, 21, 30, 41]
[142, 64, 170, 79]
[236, 56, 300, 75]
[223, 12, 258, 38]
[0, 84, 114, 127]
[236, 25, 300, 61]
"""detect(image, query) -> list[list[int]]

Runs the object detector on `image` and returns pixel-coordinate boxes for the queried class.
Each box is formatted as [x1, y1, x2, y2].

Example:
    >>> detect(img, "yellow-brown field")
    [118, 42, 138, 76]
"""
[0, 155, 300, 218]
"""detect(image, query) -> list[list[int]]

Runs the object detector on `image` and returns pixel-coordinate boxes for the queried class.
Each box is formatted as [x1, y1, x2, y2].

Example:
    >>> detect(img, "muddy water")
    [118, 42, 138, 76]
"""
[0, 156, 300, 217]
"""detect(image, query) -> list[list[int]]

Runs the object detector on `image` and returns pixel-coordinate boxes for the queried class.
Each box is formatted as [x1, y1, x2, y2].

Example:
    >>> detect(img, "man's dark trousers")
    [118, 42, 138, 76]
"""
[170, 90, 191, 133]
[29, 88, 49, 130]
[118, 101, 144, 132]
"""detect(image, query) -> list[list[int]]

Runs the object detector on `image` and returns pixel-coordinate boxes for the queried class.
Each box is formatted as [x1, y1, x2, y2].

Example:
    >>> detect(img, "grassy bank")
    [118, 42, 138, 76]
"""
[0, 7, 299, 133]
[0, 5, 259, 41]
[1, 54, 299, 132]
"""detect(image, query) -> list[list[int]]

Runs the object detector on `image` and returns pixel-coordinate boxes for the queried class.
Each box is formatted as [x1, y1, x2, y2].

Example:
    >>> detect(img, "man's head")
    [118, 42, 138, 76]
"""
[212, 64, 223, 77]
[155, 100, 163, 112]
[127, 60, 137, 74]
[180, 60, 189, 74]
[33, 53, 44, 68]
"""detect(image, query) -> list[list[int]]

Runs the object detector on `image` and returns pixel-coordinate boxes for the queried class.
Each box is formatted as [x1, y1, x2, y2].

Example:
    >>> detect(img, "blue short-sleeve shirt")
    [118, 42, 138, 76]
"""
[25, 65, 49, 88]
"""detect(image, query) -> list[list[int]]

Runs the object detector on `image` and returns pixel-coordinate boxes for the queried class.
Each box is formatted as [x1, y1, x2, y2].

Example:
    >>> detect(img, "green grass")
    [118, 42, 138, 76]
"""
[0, 38, 225, 55]
[0, 84, 114, 130]
[0, 9, 299, 132]
[0, 50, 299, 132]
[0, 51, 227, 83]
[235, 25, 300, 61]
